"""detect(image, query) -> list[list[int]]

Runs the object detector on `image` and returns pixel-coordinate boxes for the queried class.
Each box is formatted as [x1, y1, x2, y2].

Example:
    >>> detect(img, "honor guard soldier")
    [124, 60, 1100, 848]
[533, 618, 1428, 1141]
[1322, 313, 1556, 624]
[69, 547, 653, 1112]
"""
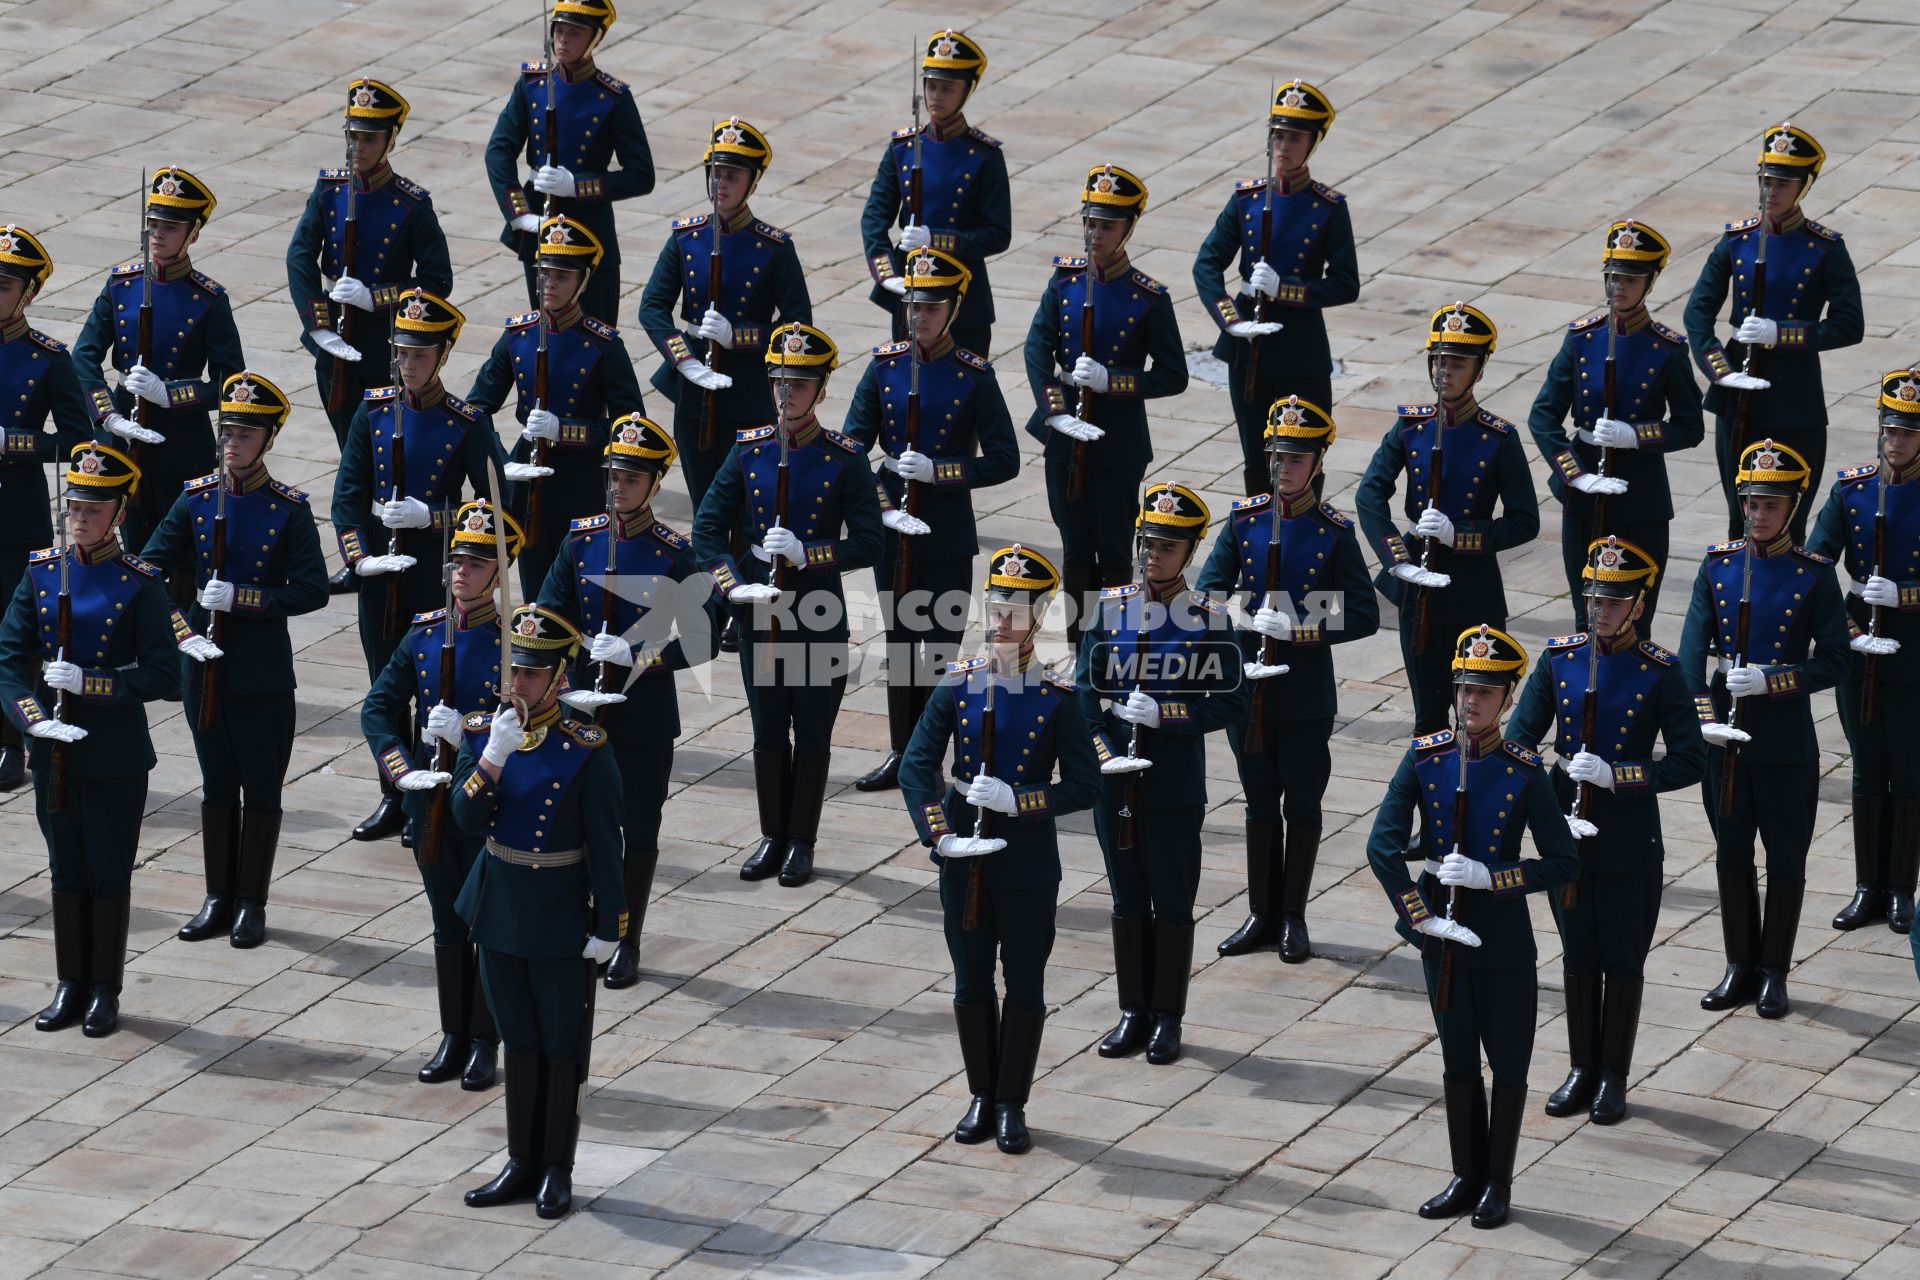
[466, 215, 645, 599]
[1807, 369, 1920, 935]
[362, 499, 520, 1091]
[899, 546, 1101, 1154]
[1526, 220, 1704, 632]
[860, 29, 1010, 357]
[1024, 166, 1188, 654]
[74, 167, 245, 565]
[845, 246, 1018, 792]
[1192, 79, 1359, 496]
[1, 445, 181, 1038]
[287, 79, 453, 464]
[487, 0, 653, 326]
[1684, 122, 1863, 542]
[0, 228, 91, 790]
[453, 605, 624, 1220]
[141, 373, 328, 949]
[637, 116, 809, 528]
[537, 415, 721, 988]
[1366, 626, 1578, 1230]
[1680, 440, 1848, 1018]
[691, 324, 884, 888]
[1079, 484, 1248, 1067]
[334, 290, 505, 843]
[1508, 539, 1706, 1125]
[1357, 304, 1540, 733]
[1197, 397, 1378, 964]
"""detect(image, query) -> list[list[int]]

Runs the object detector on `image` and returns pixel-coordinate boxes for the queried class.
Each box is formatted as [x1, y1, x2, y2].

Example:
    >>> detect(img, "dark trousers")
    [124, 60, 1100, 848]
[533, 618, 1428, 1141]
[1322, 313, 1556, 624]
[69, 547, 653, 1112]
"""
[1403, 601, 1507, 734]
[1837, 659, 1920, 798]
[613, 739, 672, 851]
[873, 554, 971, 680]
[1715, 419, 1823, 543]
[1557, 508, 1669, 635]
[413, 829, 484, 945]
[525, 259, 621, 328]
[1096, 801, 1203, 926]
[1045, 455, 1146, 586]
[1703, 755, 1816, 884]
[940, 872, 1055, 1011]
[1425, 956, 1536, 1088]
[39, 773, 148, 896]
[357, 563, 444, 680]
[737, 633, 847, 754]
[1229, 714, 1332, 827]
[1551, 867, 1662, 978]
[185, 689, 295, 811]
[1230, 365, 1331, 494]
[512, 449, 613, 603]
[479, 948, 595, 1057]
[0, 543, 31, 606]
[671, 392, 735, 527]
[317, 355, 386, 453]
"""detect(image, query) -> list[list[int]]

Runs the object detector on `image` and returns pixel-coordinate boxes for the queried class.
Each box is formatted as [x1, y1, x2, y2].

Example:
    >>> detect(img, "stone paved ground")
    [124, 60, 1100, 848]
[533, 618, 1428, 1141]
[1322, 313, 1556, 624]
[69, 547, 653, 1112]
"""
[3, 0, 1919, 1275]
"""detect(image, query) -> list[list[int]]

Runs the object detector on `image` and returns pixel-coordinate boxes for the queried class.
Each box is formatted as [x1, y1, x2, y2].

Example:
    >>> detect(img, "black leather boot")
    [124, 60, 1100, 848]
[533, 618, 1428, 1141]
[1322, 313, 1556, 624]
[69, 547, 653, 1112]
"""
[740, 748, 790, 880]
[995, 1001, 1046, 1155]
[1419, 1078, 1487, 1219]
[1473, 1084, 1526, 1228]
[419, 943, 469, 1083]
[180, 803, 239, 941]
[327, 563, 358, 595]
[952, 1001, 998, 1145]
[1217, 818, 1278, 956]
[855, 681, 915, 792]
[1061, 563, 1094, 658]
[0, 720, 25, 791]
[1544, 973, 1601, 1117]
[352, 780, 405, 842]
[536, 1056, 581, 1219]
[1887, 797, 1919, 936]
[717, 615, 740, 654]
[1701, 869, 1761, 1010]
[603, 844, 657, 989]
[83, 896, 128, 1038]
[36, 892, 88, 1032]
[230, 809, 280, 950]
[1833, 792, 1888, 930]
[463, 946, 498, 1091]
[1097, 917, 1152, 1058]
[467, 1052, 543, 1207]
[1145, 923, 1194, 1066]
[779, 752, 830, 888]
[1756, 878, 1803, 1020]
[1590, 975, 1642, 1125]
[1276, 821, 1319, 964]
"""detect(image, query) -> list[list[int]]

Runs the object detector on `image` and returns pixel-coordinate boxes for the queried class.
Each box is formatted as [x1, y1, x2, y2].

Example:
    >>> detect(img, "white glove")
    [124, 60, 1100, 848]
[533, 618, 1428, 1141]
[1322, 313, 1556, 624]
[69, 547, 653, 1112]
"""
[1390, 563, 1451, 589]
[353, 554, 417, 576]
[380, 497, 432, 530]
[1724, 665, 1767, 699]
[881, 276, 908, 296]
[123, 361, 168, 407]
[697, 307, 735, 350]
[1243, 661, 1291, 680]
[1701, 722, 1752, 746]
[1591, 417, 1639, 450]
[503, 462, 554, 482]
[522, 408, 560, 442]
[1861, 575, 1900, 608]
[885, 450, 934, 483]
[758, 526, 805, 569]
[1226, 320, 1283, 338]
[1251, 606, 1292, 641]
[675, 359, 732, 392]
[197, 577, 234, 613]
[1248, 260, 1281, 299]
[1566, 814, 1599, 840]
[963, 773, 1018, 815]
[1069, 355, 1110, 394]
[1437, 851, 1493, 891]
[582, 935, 619, 964]
[728, 582, 782, 606]
[396, 770, 451, 792]
[1566, 751, 1614, 791]
[1851, 633, 1901, 656]
[423, 703, 465, 749]
[329, 276, 374, 313]
[1735, 315, 1778, 348]
[1415, 915, 1481, 947]
[101, 413, 165, 446]
[561, 688, 627, 710]
[532, 165, 577, 198]
[1413, 507, 1456, 548]
[27, 720, 86, 743]
[1718, 371, 1771, 392]
[1045, 413, 1104, 443]
[510, 213, 541, 234]
[936, 833, 1007, 858]
[898, 223, 932, 252]
[1114, 689, 1162, 729]
[313, 330, 362, 362]
[178, 635, 222, 663]
[882, 508, 930, 536]
[42, 660, 82, 693]
[1570, 473, 1629, 496]
[589, 630, 634, 668]
[482, 706, 523, 767]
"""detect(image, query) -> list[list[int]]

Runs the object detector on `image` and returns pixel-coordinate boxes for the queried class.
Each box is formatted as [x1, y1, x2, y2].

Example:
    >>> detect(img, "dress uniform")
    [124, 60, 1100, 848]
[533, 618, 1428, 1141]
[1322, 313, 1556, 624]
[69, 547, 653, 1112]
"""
[899, 546, 1101, 1154]
[1024, 166, 1188, 654]
[0, 227, 91, 790]
[537, 415, 722, 988]
[286, 80, 453, 453]
[844, 247, 1018, 792]
[1357, 304, 1540, 733]
[466, 215, 645, 599]
[1508, 538, 1706, 1125]
[1526, 220, 1704, 632]
[453, 605, 624, 1220]
[1192, 80, 1359, 496]
[141, 373, 328, 950]
[0, 445, 180, 1038]
[638, 117, 810, 518]
[485, 0, 654, 326]
[362, 500, 520, 1091]
[1365, 626, 1578, 1230]
[72, 167, 245, 565]
[1078, 484, 1249, 1067]
[1684, 123, 1863, 542]
[1196, 397, 1379, 964]
[692, 324, 884, 887]
[1805, 368, 1920, 936]
[858, 29, 1010, 358]
[1679, 440, 1849, 1019]
[333, 290, 505, 842]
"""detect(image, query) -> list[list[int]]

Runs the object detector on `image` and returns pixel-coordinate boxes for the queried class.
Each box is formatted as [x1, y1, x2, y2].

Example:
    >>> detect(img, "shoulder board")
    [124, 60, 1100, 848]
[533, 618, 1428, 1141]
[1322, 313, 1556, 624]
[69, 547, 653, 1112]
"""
[1805, 219, 1840, 242]
[188, 271, 224, 295]
[391, 175, 429, 201]
[955, 347, 991, 372]
[1310, 180, 1345, 204]
[738, 425, 775, 443]
[891, 125, 919, 141]
[1397, 403, 1437, 419]
[464, 711, 492, 733]
[1503, 740, 1543, 768]
[1568, 310, 1607, 332]
[365, 386, 398, 401]
[1413, 729, 1454, 752]
[1052, 255, 1088, 271]
[1726, 215, 1760, 234]
[183, 473, 220, 495]
[822, 429, 863, 454]
[29, 546, 59, 563]
[594, 69, 629, 95]
[1316, 501, 1355, 529]
[319, 167, 350, 183]
[1100, 583, 1141, 601]
[650, 521, 690, 550]
[871, 340, 909, 359]
[1044, 670, 1079, 694]
[1232, 493, 1271, 514]
[28, 329, 66, 355]
[570, 514, 610, 533]
[561, 718, 608, 747]
[1129, 269, 1167, 295]
[522, 61, 549, 75]
[1473, 410, 1515, 435]
[1638, 640, 1677, 667]
[581, 315, 617, 341]
[1707, 539, 1744, 556]
[671, 213, 710, 232]
[967, 127, 1001, 148]
[1794, 547, 1834, 567]
[1837, 462, 1879, 484]
[1651, 321, 1687, 346]
[945, 656, 988, 676]
[110, 261, 143, 278]
[1235, 178, 1268, 193]
[411, 607, 448, 627]
[1546, 633, 1588, 651]
[751, 221, 791, 245]
[122, 555, 162, 579]
[269, 478, 309, 504]
[443, 394, 481, 422]
[1190, 594, 1231, 616]
[506, 311, 539, 329]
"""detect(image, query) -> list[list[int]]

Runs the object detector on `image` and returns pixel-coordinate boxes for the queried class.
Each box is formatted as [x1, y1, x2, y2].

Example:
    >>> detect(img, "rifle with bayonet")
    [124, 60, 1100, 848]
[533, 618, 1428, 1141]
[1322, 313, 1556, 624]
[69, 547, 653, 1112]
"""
[328, 138, 361, 416]
[196, 450, 228, 732]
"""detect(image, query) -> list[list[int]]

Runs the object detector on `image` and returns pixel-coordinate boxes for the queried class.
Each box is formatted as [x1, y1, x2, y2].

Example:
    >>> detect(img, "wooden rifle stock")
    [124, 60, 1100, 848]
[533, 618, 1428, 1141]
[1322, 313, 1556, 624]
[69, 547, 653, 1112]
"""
[419, 623, 457, 866]
[1410, 417, 1445, 655]
[328, 163, 360, 415]
[196, 489, 227, 732]
[48, 588, 71, 813]
[524, 323, 550, 550]
[700, 205, 723, 451]
[962, 667, 994, 931]
[1244, 488, 1283, 753]
[384, 419, 406, 643]
[1435, 779, 1469, 1013]
[893, 358, 920, 602]
[1720, 594, 1751, 817]
[1067, 243, 1094, 502]
[1862, 460, 1887, 723]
